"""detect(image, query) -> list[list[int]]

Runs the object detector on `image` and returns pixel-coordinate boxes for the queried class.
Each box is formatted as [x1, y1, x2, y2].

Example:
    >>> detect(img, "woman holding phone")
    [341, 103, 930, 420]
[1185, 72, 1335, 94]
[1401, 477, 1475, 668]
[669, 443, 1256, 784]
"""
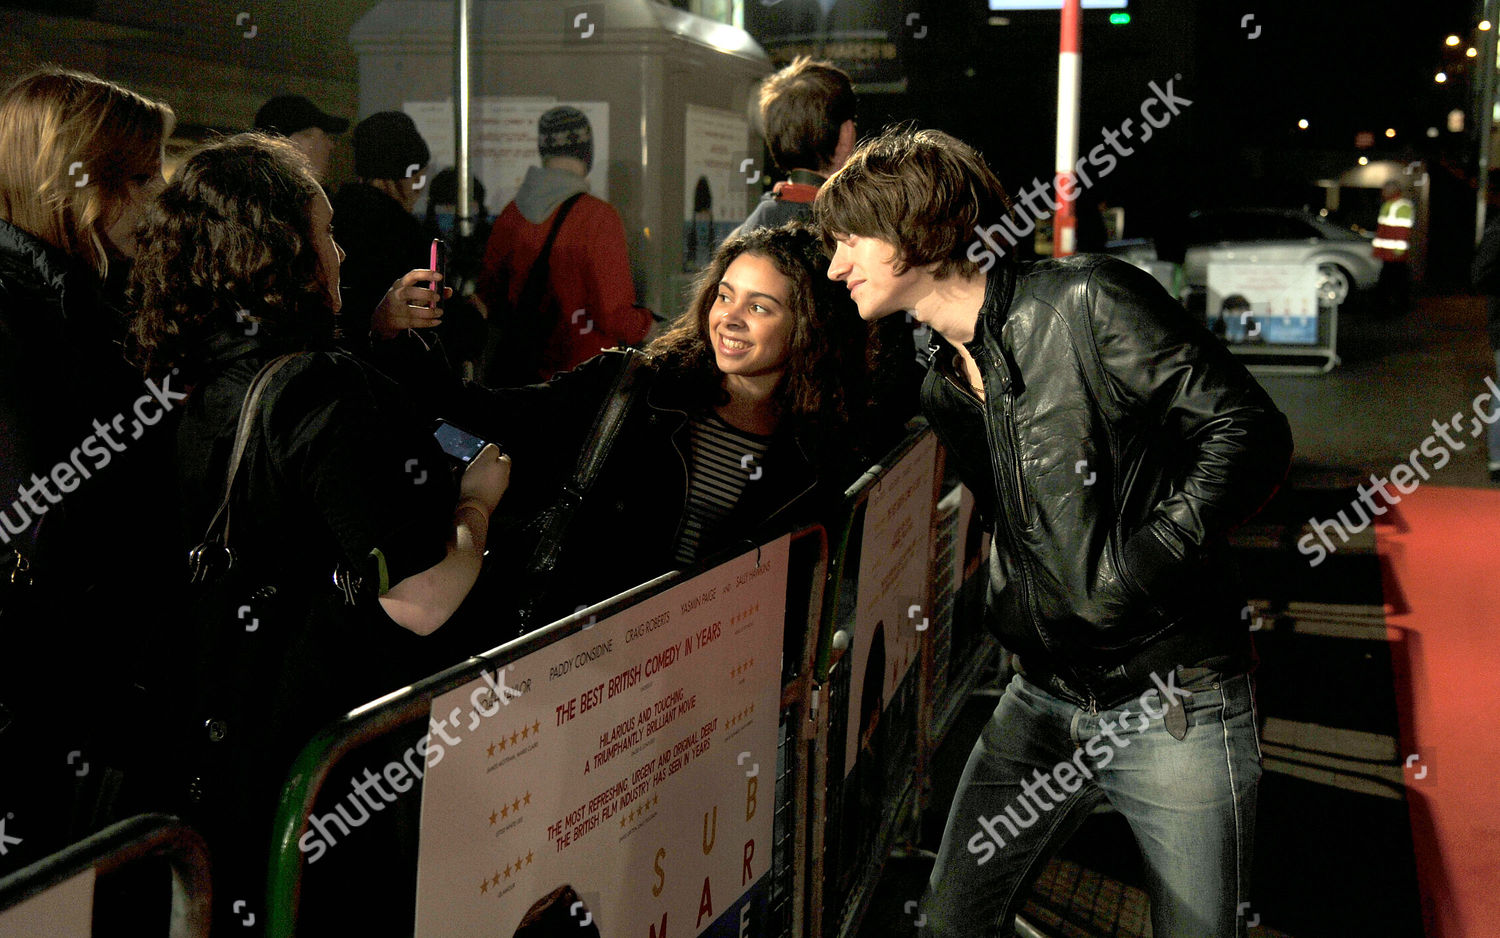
[462, 222, 892, 632]
[0, 66, 176, 874]
[129, 132, 509, 928]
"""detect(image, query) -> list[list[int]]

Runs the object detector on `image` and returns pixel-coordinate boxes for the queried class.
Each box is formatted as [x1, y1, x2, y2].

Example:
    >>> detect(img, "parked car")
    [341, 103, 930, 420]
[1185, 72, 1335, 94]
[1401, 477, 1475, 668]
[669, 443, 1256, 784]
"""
[1107, 208, 1379, 308]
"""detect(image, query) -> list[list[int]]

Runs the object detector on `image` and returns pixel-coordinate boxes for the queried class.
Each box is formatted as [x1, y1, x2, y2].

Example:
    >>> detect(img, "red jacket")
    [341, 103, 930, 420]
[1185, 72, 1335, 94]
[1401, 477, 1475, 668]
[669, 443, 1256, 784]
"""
[478, 193, 650, 380]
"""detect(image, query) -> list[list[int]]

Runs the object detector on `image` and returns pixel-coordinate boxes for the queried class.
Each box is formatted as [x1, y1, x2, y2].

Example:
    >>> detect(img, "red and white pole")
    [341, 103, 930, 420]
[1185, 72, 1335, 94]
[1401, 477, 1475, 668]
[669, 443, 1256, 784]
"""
[1054, 0, 1082, 256]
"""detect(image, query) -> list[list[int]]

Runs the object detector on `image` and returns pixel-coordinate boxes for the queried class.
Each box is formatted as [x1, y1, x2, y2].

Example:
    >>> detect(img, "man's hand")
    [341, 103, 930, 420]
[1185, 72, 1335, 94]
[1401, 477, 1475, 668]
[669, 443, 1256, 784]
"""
[371, 269, 452, 340]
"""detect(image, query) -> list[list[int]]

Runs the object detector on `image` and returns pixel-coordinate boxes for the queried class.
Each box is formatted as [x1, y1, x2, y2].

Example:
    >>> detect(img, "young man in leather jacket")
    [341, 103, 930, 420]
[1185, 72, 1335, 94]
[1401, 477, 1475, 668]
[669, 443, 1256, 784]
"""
[817, 127, 1293, 937]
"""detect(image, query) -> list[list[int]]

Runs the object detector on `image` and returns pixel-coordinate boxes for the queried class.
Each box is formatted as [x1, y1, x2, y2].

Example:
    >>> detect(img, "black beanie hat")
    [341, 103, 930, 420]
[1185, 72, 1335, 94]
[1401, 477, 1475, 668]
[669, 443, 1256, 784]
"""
[537, 106, 593, 172]
[353, 111, 431, 181]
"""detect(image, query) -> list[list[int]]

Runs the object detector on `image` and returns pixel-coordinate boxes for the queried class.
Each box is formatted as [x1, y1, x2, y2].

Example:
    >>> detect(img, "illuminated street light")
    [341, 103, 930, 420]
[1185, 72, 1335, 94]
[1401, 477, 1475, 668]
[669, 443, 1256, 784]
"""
[1385, 128, 1397, 138]
[1298, 118, 1309, 129]
[1482, 20, 1493, 30]
[1447, 34, 1462, 45]
[1358, 157, 1370, 166]
[1469, 47, 1479, 57]
[1437, 71, 1449, 83]
[1428, 127, 1440, 137]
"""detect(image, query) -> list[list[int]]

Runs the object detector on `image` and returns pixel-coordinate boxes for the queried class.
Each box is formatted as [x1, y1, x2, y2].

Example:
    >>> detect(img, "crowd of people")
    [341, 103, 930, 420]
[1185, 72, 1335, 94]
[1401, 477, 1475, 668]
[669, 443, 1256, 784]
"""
[1, 53, 1295, 938]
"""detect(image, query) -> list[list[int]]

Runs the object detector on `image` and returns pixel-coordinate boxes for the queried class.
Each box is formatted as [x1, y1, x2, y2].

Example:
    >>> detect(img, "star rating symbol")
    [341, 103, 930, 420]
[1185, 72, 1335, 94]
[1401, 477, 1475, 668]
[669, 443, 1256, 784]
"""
[480, 878, 488, 895]
[500, 804, 510, 820]
[492, 871, 500, 887]
[523, 791, 532, 806]
[620, 814, 627, 828]
[512, 795, 522, 813]
[521, 724, 529, 741]
[653, 793, 660, 807]
[510, 730, 519, 746]
[489, 810, 498, 825]
[515, 855, 524, 872]
[731, 658, 755, 678]
[487, 742, 496, 757]
[526, 850, 534, 865]
[532, 719, 540, 735]
[498, 735, 507, 752]
[504, 862, 513, 878]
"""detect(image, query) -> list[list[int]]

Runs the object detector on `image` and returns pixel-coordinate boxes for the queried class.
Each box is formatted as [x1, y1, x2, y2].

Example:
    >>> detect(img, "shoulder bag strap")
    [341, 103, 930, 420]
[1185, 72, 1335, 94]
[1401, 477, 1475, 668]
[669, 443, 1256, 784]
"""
[524, 348, 649, 582]
[515, 193, 585, 313]
[188, 353, 300, 581]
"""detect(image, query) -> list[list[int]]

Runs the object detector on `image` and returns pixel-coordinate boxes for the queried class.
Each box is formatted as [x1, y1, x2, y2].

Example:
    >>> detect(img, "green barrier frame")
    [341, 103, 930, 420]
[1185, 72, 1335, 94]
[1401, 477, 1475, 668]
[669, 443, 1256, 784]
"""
[0, 813, 212, 937]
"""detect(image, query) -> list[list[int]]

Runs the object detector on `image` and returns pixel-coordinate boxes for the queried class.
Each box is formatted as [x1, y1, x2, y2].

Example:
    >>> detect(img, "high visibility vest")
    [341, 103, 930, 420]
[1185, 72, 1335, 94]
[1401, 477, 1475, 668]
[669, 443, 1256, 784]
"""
[1373, 196, 1414, 262]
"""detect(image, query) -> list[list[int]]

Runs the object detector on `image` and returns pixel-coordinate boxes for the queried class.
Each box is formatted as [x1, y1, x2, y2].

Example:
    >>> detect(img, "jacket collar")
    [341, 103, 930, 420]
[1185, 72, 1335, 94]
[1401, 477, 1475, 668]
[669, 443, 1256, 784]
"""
[0, 218, 102, 322]
[958, 260, 1021, 394]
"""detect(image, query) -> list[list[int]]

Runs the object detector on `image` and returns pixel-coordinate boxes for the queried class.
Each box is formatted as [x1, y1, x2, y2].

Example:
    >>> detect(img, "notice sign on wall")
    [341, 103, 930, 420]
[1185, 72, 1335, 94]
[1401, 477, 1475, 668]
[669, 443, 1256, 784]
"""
[1206, 262, 1320, 346]
[413, 537, 789, 938]
[404, 97, 610, 213]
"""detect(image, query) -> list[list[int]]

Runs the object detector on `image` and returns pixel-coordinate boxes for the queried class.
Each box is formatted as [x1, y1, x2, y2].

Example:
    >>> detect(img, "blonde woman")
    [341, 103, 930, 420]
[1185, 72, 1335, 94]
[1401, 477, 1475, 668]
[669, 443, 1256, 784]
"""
[0, 66, 176, 874]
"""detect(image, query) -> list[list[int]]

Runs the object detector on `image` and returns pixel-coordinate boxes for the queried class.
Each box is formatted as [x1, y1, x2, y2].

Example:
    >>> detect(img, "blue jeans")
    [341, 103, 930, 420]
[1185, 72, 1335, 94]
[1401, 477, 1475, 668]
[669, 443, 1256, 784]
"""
[921, 670, 1262, 937]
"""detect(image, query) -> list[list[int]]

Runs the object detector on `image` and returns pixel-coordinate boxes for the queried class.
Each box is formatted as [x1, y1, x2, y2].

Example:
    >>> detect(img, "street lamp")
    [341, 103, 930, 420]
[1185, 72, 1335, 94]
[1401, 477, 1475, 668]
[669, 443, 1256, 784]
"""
[1447, 34, 1462, 46]
[1298, 118, 1309, 129]
[1437, 71, 1449, 82]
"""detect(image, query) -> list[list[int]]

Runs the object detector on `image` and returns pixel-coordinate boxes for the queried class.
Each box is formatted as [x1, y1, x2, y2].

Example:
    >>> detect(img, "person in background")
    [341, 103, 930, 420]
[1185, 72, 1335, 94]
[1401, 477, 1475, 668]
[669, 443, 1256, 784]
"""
[477, 105, 651, 385]
[460, 224, 890, 632]
[254, 93, 349, 184]
[423, 168, 492, 293]
[1373, 180, 1414, 315]
[129, 133, 509, 931]
[729, 56, 857, 241]
[331, 110, 438, 353]
[0, 65, 176, 876]
[1469, 216, 1500, 483]
[421, 168, 492, 371]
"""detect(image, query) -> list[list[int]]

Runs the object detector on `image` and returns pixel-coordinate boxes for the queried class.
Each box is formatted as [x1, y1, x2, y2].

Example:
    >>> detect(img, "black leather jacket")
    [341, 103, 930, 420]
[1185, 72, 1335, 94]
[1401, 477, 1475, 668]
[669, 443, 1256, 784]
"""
[921, 255, 1292, 709]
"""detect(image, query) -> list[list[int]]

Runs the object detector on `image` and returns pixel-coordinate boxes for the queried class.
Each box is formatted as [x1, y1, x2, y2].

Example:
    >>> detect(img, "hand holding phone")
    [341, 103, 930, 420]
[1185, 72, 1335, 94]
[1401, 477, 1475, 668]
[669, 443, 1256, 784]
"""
[428, 238, 449, 311]
[434, 419, 493, 465]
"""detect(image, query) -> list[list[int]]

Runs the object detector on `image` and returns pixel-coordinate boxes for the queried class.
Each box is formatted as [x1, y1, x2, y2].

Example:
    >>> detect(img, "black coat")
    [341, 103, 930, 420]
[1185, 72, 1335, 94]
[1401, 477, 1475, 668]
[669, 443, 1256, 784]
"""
[921, 255, 1293, 708]
[0, 219, 183, 873]
[166, 327, 460, 928]
[330, 182, 430, 349]
[457, 350, 850, 631]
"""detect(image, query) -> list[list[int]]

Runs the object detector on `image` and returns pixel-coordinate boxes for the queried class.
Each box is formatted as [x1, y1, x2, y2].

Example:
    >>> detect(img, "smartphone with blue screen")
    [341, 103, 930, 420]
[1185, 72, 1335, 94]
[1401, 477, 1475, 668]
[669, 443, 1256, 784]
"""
[433, 420, 491, 466]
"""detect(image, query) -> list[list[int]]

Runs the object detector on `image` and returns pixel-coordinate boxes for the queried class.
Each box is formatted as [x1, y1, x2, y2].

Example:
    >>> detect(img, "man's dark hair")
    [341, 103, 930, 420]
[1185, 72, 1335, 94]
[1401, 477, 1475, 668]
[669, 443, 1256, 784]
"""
[815, 126, 1015, 280]
[757, 56, 856, 174]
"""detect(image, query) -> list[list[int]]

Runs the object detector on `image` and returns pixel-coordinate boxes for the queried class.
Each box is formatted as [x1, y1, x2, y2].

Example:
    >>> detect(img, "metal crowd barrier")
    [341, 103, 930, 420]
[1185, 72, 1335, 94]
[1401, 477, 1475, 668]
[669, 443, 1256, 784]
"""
[808, 427, 940, 938]
[263, 525, 830, 938]
[0, 813, 211, 938]
[0, 430, 1002, 938]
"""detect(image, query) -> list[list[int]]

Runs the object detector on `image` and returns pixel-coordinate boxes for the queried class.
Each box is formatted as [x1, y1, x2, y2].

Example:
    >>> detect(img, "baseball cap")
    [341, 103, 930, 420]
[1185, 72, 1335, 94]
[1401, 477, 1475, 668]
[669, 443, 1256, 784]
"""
[254, 95, 350, 136]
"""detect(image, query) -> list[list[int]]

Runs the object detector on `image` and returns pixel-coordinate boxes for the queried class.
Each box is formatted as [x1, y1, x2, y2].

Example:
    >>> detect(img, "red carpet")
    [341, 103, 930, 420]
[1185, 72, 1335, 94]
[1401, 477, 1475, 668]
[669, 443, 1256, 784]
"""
[1376, 485, 1500, 938]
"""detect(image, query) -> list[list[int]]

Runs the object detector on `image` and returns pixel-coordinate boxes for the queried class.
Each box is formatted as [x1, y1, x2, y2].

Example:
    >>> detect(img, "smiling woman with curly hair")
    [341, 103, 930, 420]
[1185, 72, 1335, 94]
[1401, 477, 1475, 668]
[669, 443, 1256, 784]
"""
[459, 222, 892, 632]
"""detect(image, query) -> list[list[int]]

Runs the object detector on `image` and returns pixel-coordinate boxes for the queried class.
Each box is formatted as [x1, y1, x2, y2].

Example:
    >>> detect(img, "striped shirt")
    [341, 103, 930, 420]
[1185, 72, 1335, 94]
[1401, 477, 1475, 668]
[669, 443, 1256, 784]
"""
[673, 412, 772, 566]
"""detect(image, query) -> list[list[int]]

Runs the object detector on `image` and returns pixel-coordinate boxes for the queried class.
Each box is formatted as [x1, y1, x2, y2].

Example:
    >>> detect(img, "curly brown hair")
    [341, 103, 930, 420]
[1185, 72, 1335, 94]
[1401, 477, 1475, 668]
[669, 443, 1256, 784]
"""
[648, 223, 873, 457]
[129, 133, 330, 374]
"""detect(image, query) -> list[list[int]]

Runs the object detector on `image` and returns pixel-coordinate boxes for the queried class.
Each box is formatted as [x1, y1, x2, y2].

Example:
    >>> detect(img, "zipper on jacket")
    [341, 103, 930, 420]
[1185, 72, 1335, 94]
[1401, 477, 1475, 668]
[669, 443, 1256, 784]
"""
[967, 344, 1099, 711]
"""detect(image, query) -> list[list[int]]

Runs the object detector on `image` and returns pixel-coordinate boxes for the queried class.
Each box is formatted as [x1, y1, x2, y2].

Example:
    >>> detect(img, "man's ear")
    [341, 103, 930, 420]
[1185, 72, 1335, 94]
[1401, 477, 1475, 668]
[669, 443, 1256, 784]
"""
[830, 119, 857, 173]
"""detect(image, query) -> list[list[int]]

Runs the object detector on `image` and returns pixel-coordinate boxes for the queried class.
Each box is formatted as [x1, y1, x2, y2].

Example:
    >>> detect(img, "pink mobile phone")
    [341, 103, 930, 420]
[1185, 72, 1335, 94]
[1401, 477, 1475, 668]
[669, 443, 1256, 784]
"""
[428, 238, 448, 310]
